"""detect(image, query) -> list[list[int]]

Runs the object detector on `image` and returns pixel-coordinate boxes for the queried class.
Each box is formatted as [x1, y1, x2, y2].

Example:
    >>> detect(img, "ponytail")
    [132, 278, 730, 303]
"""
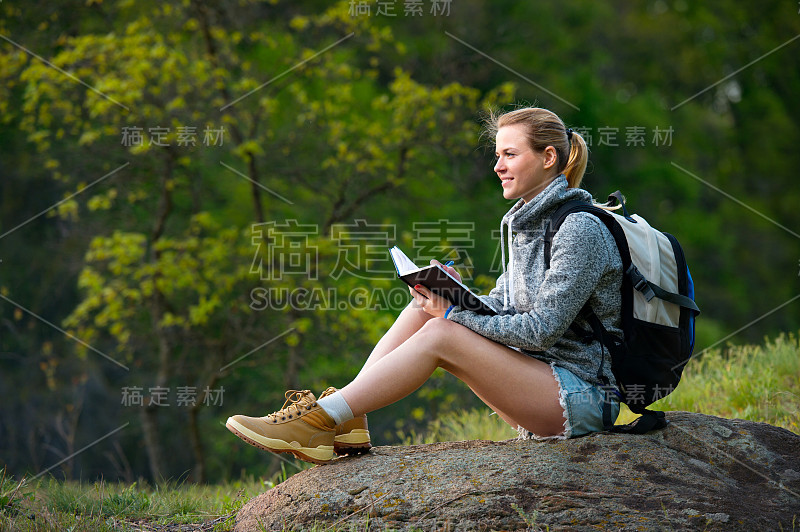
[563, 130, 588, 188]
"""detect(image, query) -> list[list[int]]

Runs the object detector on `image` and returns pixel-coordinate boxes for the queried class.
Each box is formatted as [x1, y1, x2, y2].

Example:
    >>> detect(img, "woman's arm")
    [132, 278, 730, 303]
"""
[447, 213, 617, 350]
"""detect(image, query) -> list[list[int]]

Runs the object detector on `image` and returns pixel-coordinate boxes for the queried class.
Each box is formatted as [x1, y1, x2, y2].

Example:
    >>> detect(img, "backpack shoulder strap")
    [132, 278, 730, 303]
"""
[544, 199, 636, 336]
[544, 200, 632, 273]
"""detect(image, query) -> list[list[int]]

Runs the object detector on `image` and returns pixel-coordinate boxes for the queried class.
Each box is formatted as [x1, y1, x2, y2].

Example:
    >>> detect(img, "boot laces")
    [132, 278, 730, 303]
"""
[319, 386, 337, 398]
[266, 389, 315, 422]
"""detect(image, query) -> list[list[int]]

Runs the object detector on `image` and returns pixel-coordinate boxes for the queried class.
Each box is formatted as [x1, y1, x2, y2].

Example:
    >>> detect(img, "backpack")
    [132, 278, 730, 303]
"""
[544, 191, 700, 434]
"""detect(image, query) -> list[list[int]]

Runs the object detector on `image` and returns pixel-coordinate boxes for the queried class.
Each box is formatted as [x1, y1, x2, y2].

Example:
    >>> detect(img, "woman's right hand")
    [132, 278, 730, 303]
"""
[430, 259, 461, 282]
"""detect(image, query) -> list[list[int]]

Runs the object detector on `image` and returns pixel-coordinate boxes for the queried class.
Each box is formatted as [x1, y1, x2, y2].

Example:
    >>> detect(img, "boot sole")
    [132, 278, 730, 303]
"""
[226, 418, 334, 465]
[334, 429, 371, 456]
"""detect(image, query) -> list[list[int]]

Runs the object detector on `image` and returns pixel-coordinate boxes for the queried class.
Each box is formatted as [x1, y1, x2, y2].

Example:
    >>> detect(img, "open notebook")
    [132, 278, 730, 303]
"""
[389, 246, 497, 315]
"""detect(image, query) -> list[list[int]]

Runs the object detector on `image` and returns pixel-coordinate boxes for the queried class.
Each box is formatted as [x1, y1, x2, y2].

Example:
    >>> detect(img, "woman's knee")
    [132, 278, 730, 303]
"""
[400, 301, 434, 325]
[416, 317, 459, 351]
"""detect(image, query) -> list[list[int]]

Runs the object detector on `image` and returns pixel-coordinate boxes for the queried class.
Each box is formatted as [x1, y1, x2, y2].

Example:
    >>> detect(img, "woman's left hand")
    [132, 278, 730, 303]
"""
[410, 284, 452, 318]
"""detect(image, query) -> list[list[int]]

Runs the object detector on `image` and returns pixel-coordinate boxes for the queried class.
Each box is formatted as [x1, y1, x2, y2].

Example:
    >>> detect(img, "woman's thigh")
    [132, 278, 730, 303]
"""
[428, 319, 567, 438]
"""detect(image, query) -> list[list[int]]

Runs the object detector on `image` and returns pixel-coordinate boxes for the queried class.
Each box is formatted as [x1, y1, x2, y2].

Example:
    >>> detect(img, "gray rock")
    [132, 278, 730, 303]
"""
[234, 411, 800, 531]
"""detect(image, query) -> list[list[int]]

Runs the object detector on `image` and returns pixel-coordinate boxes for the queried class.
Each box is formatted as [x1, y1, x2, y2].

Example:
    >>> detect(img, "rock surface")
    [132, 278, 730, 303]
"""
[235, 412, 800, 531]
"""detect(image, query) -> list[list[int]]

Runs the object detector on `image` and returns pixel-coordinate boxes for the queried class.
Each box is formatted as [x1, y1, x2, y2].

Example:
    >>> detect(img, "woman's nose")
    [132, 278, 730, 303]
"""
[494, 158, 504, 173]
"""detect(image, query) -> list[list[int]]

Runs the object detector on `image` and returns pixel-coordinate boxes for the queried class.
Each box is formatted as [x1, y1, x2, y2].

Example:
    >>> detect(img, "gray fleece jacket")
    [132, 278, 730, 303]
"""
[448, 175, 622, 387]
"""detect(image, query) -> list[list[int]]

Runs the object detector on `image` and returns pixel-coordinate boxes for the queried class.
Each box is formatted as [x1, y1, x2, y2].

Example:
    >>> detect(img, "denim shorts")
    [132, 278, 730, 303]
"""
[521, 363, 620, 440]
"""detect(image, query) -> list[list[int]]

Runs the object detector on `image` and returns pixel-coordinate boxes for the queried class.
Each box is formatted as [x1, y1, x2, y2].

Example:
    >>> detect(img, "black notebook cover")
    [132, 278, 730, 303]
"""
[390, 247, 497, 315]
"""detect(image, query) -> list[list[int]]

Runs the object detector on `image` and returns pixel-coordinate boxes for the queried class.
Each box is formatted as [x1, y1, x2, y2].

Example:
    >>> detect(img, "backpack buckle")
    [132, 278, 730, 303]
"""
[627, 264, 645, 288]
[633, 277, 647, 292]
[627, 264, 656, 301]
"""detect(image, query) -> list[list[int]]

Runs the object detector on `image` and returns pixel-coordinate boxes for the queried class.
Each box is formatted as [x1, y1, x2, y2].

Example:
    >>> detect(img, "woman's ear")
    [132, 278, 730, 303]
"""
[542, 146, 558, 169]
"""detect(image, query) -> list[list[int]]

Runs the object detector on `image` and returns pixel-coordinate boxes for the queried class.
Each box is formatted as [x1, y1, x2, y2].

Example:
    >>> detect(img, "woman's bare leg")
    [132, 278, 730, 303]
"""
[358, 302, 433, 375]
[340, 317, 566, 438]
[355, 302, 518, 426]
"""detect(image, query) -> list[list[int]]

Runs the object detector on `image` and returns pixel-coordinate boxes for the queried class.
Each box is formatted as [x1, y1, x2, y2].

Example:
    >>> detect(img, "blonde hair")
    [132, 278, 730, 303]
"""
[486, 107, 588, 188]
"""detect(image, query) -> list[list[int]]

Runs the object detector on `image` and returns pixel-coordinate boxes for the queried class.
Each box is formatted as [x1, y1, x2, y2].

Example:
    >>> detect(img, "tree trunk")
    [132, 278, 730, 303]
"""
[187, 403, 206, 483]
[188, 367, 221, 484]
[140, 403, 165, 482]
[247, 152, 265, 224]
[142, 156, 175, 483]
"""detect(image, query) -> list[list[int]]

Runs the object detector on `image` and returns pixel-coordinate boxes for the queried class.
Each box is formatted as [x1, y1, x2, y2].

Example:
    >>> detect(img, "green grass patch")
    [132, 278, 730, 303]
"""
[0, 476, 266, 531]
[397, 405, 518, 444]
[616, 330, 800, 433]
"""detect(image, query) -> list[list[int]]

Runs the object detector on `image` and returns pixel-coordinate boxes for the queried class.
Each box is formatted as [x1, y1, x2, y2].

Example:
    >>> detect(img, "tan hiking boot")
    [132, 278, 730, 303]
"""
[319, 387, 371, 456]
[226, 390, 336, 465]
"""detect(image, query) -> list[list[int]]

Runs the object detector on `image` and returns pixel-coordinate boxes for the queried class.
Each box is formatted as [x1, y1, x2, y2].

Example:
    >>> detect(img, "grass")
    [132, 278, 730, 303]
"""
[0, 476, 265, 531]
[397, 406, 518, 445]
[615, 330, 800, 433]
[1, 331, 797, 531]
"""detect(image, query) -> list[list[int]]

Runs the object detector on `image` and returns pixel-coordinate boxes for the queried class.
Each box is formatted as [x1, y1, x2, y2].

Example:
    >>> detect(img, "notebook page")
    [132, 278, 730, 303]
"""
[389, 246, 420, 276]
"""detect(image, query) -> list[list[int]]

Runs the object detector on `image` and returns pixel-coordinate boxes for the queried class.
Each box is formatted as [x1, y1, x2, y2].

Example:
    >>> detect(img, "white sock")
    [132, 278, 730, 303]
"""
[317, 391, 354, 425]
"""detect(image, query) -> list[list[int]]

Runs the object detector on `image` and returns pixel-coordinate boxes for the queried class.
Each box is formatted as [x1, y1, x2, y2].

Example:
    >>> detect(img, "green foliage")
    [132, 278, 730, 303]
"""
[397, 406, 517, 445]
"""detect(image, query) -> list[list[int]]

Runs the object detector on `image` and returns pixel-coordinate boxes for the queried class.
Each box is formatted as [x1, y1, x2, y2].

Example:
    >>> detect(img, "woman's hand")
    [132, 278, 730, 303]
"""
[409, 284, 453, 318]
[430, 259, 461, 283]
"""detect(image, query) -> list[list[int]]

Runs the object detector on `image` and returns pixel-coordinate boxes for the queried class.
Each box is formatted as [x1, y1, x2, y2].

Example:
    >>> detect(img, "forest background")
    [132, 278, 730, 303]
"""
[1, 0, 799, 484]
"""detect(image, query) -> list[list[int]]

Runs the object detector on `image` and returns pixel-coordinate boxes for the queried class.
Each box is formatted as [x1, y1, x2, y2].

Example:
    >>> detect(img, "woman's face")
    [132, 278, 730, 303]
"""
[494, 125, 557, 203]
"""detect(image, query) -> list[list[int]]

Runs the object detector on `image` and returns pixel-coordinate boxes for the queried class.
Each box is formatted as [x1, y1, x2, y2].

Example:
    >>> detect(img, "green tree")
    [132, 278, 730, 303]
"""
[1, 0, 508, 481]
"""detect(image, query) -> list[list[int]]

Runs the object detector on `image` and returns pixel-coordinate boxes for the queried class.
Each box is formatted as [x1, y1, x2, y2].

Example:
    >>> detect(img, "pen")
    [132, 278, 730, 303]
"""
[444, 261, 454, 267]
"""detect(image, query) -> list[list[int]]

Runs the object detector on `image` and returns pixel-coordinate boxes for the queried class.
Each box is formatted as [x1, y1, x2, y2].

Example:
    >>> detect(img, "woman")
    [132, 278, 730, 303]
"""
[226, 107, 622, 464]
